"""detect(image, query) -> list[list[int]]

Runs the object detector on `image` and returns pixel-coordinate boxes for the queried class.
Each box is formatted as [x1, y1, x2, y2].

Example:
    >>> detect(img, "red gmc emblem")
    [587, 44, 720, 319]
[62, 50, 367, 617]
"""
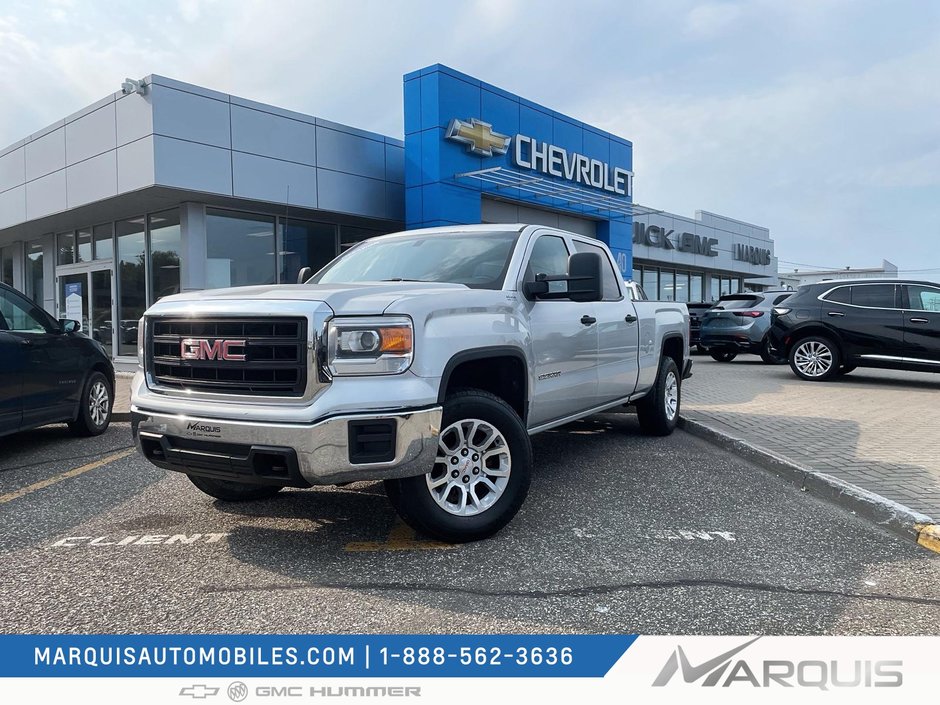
[180, 338, 246, 361]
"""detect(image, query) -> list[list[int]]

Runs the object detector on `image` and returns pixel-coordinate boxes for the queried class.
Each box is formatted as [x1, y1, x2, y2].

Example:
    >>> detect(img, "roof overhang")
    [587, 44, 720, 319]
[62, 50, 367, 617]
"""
[455, 167, 661, 220]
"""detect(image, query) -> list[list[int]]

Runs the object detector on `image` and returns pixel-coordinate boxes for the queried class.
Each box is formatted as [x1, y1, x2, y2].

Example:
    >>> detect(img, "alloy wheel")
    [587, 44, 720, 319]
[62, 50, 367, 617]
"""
[793, 341, 833, 378]
[426, 418, 511, 516]
[664, 370, 679, 421]
[89, 380, 110, 427]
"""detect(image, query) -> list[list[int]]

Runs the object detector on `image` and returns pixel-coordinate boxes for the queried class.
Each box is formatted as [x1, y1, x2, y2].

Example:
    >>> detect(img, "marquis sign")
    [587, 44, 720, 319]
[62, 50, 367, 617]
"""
[734, 243, 773, 266]
[446, 117, 633, 197]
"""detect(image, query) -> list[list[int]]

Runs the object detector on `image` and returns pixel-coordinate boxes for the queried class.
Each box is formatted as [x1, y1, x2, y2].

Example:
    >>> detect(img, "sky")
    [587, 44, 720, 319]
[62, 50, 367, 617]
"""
[1, 0, 939, 275]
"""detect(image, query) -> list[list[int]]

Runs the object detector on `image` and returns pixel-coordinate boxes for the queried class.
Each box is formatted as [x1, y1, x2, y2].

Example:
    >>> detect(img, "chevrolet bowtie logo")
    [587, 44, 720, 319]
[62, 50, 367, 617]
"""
[179, 684, 220, 699]
[446, 118, 511, 157]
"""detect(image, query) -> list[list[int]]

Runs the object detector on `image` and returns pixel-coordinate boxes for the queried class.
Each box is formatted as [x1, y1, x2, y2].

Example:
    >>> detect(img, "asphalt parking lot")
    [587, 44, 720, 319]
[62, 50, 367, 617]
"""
[1, 417, 938, 635]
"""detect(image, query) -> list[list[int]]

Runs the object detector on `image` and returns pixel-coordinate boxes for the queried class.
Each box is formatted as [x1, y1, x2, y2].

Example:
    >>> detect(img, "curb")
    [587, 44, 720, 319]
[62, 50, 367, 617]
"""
[678, 415, 940, 554]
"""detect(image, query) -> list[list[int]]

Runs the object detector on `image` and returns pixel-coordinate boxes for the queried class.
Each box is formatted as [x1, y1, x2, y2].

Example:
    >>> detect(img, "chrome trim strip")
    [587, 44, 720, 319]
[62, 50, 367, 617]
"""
[860, 354, 940, 366]
[528, 394, 638, 435]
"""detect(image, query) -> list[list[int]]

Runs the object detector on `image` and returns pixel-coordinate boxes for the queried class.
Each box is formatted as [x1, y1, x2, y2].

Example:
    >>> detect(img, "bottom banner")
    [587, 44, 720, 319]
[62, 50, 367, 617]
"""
[0, 635, 937, 703]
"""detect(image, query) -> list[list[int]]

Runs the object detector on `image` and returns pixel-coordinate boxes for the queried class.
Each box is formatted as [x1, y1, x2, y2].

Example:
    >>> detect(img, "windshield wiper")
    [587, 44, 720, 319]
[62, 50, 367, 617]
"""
[380, 278, 431, 282]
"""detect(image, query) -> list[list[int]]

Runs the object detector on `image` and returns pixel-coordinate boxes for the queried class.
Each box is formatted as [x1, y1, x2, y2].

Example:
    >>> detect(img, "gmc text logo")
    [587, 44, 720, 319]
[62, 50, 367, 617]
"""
[180, 338, 246, 361]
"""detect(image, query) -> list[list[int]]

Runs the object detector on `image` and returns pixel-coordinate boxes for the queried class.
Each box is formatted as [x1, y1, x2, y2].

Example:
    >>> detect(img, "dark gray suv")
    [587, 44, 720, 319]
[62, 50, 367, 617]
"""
[700, 290, 794, 364]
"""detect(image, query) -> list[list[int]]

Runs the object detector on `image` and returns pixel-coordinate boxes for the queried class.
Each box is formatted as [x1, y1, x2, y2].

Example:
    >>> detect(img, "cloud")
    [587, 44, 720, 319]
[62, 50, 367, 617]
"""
[683, 2, 743, 38]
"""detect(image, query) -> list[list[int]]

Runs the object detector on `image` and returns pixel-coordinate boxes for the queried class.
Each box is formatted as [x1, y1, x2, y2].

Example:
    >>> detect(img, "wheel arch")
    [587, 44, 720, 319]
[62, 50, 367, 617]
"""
[438, 346, 529, 423]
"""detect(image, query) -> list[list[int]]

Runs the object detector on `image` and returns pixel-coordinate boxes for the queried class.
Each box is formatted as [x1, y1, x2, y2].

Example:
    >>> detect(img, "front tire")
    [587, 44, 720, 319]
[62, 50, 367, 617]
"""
[636, 357, 681, 436]
[789, 336, 841, 381]
[68, 371, 113, 437]
[384, 389, 532, 543]
[188, 475, 283, 501]
[710, 351, 737, 362]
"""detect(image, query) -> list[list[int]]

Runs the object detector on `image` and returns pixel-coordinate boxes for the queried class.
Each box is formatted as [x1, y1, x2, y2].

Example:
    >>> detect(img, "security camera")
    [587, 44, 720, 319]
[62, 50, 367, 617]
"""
[121, 78, 146, 95]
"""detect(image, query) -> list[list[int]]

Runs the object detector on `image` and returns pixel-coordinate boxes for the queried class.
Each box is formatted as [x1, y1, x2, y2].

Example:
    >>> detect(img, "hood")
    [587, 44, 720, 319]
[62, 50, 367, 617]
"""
[155, 282, 470, 315]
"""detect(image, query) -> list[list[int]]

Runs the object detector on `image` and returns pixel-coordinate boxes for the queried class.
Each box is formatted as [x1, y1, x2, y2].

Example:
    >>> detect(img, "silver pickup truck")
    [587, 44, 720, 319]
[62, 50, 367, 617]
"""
[131, 224, 691, 542]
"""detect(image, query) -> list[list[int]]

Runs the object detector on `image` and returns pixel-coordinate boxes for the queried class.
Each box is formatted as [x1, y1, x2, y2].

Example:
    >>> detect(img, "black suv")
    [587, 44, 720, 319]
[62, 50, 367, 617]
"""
[769, 279, 940, 381]
[0, 282, 115, 438]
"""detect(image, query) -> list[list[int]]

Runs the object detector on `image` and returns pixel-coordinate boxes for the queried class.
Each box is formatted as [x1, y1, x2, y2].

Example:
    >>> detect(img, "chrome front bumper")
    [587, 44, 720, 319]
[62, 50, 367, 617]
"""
[131, 405, 442, 485]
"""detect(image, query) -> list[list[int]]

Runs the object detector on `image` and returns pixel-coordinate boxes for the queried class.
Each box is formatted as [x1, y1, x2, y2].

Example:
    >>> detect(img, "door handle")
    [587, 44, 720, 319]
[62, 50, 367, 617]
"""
[827, 311, 845, 317]
[910, 317, 929, 324]
[624, 314, 638, 323]
[580, 315, 597, 326]
[19, 338, 33, 346]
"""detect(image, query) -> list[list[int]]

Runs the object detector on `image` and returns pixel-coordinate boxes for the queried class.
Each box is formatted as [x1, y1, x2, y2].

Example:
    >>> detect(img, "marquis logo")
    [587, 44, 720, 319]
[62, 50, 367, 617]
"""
[652, 637, 903, 689]
[446, 118, 511, 157]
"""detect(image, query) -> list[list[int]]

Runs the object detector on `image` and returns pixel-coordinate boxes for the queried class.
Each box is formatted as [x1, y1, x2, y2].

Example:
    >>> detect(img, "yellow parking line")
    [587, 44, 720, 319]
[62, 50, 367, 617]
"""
[915, 524, 940, 555]
[0, 449, 135, 505]
[345, 518, 455, 552]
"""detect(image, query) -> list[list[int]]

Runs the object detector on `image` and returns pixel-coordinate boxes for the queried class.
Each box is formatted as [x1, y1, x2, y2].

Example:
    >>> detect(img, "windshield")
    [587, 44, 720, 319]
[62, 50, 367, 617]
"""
[713, 295, 764, 310]
[310, 231, 520, 290]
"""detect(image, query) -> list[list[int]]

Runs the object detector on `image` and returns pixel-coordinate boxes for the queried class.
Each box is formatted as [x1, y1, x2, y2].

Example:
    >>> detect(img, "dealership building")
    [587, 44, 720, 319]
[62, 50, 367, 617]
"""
[0, 64, 777, 361]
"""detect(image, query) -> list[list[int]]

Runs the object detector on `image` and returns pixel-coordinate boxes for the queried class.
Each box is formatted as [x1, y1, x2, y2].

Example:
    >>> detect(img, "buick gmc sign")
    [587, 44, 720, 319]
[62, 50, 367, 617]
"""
[633, 222, 719, 257]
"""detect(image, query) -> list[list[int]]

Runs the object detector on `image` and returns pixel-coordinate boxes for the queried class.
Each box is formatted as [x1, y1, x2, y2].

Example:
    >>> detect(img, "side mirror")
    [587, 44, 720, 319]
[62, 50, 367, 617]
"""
[59, 318, 81, 334]
[565, 252, 602, 302]
[524, 252, 603, 302]
[297, 267, 312, 284]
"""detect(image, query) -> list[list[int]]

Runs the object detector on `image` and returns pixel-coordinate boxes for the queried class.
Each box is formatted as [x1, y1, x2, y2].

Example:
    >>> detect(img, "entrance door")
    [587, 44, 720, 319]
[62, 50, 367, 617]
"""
[57, 265, 115, 357]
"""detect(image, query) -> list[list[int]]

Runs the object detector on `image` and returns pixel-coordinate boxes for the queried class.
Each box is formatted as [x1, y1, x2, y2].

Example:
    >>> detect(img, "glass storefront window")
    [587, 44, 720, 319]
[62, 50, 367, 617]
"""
[710, 276, 721, 302]
[659, 269, 675, 301]
[632, 267, 641, 284]
[280, 219, 337, 284]
[642, 268, 659, 301]
[93, 223, 113, 260]
[674, 271, 690, 302]
[691, 273, 703, 302]
[26, 240, 43, 304]
[76, 228, 92, 262]
[340, 225, 385, 252]
[0, 246, 13, 287]
[57, 231, 75, 265]
[149, 209, 181, 301]
[206, 209, 276, 289]
[117, 217, 146, 357]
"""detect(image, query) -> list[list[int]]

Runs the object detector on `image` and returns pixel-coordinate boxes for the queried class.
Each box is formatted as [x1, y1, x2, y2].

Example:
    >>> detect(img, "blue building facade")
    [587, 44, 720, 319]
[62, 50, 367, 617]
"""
[404, 64, 635, 273]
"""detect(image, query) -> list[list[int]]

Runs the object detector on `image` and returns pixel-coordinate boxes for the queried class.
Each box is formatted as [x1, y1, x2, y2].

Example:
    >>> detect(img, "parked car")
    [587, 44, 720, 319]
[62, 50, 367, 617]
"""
[623, 280, 648, 301]
[769, 279, 940, 381]
[687, 302, 713, 353]
[0, 282, 115, 439]
[131, 224, 691, 543]
[700, 291, 794, 364]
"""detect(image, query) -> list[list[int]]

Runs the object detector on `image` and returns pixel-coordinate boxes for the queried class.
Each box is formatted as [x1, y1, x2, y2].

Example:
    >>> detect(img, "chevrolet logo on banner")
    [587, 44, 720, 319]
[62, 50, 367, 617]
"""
[446, 118, 511, 157]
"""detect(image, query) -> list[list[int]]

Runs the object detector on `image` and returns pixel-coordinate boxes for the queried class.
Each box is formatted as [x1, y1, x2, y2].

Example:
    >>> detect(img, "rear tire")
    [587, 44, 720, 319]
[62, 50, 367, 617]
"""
[384, 389, 531, 543]
[710, 351, 737, 362]
[636, 357, 681, 436]
[789, 336, 842, 381]
[759, 337, 786, 365]
[68, 371, 113, 437]
[188, 475, 283, 501]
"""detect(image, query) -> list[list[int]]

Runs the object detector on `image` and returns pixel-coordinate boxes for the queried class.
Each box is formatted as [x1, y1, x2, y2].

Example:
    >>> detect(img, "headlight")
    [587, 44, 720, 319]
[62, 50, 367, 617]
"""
[773, 307, 792, 316]
[137, 317, 145, 368]
[326, 316, 413, 376]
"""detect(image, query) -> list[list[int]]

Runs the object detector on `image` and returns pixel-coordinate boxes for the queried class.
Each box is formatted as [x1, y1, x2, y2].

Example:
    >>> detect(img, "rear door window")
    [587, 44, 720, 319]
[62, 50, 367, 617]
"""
[823, 286, 852, 304]
[851, 284, 897, 308]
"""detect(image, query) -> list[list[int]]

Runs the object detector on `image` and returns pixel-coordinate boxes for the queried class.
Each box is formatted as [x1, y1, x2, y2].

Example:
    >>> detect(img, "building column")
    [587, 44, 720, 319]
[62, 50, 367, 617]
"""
[41, 234, 55, 316]
[179, 202, 207, 292]
[9, 240, 24, 293]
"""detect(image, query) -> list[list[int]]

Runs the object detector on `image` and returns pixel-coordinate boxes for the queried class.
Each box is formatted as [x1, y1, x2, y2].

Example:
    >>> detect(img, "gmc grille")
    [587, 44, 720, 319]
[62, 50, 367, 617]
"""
[149, 318, 308, 397]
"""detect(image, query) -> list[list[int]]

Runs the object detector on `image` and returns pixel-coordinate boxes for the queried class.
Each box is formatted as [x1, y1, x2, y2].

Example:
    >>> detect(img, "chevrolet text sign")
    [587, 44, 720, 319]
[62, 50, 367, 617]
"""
[446, 117, 633, 197]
